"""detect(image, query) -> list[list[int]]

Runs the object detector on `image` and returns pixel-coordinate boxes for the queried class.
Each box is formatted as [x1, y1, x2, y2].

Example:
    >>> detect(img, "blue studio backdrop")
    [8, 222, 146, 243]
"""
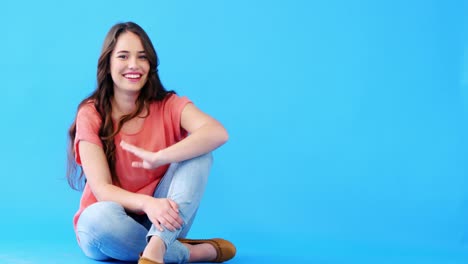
[0, 1, 468, 263]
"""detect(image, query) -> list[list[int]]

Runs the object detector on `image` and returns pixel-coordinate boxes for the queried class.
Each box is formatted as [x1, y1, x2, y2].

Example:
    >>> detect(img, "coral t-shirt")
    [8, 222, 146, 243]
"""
[73, 94, 191, 230]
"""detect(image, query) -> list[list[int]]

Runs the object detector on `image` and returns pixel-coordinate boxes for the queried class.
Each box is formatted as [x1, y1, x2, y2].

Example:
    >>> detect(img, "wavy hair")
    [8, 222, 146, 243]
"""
[67, 22, 174, 190]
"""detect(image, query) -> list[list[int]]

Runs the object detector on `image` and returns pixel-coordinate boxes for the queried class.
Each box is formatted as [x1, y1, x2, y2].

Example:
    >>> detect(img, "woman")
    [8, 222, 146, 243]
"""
[66, 21, 236, 264]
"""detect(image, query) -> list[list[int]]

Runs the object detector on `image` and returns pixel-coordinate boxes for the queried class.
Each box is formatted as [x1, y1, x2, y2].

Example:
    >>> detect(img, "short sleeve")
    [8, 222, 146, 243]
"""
[74, 102, 103, 165]
[163, 94, 192, 140]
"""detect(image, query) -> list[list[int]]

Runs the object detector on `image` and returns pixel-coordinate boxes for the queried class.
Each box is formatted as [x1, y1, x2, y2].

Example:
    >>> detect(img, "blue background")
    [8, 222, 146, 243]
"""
[1, 0, 468, 263]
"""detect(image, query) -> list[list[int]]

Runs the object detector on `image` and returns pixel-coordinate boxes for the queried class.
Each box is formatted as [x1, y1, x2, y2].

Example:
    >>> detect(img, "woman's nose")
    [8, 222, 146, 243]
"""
[127, 56, 139, 69]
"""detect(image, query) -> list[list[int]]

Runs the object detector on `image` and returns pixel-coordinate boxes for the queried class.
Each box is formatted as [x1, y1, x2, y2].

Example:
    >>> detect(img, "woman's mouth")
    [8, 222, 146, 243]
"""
[123, 73, 142, 82]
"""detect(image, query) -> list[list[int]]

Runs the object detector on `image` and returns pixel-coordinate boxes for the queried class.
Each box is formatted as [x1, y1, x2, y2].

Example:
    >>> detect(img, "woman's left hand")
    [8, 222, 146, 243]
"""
[120, 140, 165, 169]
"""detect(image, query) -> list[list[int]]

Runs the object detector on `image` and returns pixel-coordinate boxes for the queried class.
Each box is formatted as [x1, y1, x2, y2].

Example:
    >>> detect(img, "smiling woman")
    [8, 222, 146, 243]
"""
[110, 32, 150, 94]
[66, 22, 235, 264]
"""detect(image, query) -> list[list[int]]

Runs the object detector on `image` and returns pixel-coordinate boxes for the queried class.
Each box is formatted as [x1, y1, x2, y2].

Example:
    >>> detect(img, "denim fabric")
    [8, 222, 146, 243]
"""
[76, 153, 213, 263]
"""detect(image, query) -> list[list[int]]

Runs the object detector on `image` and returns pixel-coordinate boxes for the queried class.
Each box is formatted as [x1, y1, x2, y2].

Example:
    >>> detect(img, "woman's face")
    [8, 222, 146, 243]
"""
[110, 31, 150, 94]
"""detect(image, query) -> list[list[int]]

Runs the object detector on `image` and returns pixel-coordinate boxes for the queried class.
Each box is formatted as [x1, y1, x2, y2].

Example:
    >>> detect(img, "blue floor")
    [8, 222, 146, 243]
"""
[1, 235, 467, 264]
[2, 181, 467, 264]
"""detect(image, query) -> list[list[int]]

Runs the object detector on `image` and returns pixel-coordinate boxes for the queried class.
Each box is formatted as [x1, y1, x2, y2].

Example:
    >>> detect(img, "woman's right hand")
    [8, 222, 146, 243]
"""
[142, 197, 184, 232]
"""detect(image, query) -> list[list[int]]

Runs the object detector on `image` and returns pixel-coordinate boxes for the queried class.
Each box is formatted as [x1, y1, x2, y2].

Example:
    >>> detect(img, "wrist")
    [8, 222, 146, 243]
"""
[139, 194, 152, 212]
[155, 149, 170, 166]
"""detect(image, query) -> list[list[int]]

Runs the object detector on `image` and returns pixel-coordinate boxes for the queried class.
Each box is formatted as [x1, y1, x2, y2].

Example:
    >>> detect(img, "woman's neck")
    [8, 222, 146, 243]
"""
[112, 91, 139, 118]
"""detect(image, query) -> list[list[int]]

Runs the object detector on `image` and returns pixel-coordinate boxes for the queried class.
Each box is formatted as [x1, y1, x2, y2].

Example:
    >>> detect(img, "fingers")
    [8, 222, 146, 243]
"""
[168, 199, 179, 213]
[132, 161, 155, 170]
[163, 204, 183, 230]
[166, 209, 183, 227]
[120, 141, 147, 158]
[149, 199, 183, 232]
[150, 215, 175, 232]
[153, 219, 164, 232]
[168, 200, 184, 226]
[151, 214, 182, 231]
[159, 215, 180, 231]
[120, 140, 137, 152]
[131, 161, 144, 168]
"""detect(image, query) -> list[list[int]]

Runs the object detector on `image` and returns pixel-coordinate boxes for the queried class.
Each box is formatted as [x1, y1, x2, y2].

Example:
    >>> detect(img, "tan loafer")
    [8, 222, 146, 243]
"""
[138, 253, 163, 264]
[178, 238, 236, 263]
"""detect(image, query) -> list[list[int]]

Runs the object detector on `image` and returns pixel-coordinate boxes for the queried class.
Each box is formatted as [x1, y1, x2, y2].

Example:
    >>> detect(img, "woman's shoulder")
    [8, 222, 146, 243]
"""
[77, 100, 100, 119]
[150, 93, 189, 108]
[160, 93, 180, 102]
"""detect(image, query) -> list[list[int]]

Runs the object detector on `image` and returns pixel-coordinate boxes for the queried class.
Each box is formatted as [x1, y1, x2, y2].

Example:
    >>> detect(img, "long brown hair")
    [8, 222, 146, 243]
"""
[67, 22, 174, 190]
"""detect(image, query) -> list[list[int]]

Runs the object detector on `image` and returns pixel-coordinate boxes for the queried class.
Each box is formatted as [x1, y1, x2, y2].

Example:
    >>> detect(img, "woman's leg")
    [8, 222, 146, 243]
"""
[76, 201, 148, 261]
[147, 152, 213, 263]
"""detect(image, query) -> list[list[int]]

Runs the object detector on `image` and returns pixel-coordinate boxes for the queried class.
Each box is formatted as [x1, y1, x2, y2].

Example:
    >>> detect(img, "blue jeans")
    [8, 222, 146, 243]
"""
[76, 153, 213, 263]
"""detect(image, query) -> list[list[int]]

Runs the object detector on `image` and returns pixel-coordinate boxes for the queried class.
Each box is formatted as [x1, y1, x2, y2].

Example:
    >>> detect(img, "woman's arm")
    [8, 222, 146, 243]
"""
[120, 103, 228, 169]
[79, 141, 183, 231]
[79, 141, 148, 210]
[160, 103, 229, 163]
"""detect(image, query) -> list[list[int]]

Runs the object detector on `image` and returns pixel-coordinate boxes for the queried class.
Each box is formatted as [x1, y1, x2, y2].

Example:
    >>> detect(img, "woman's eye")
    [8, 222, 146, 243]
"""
[117, 55, 127, 59]
[139, 55, 148, 60]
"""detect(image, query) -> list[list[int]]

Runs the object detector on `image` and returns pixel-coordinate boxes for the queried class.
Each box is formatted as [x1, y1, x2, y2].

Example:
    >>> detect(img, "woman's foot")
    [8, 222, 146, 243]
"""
[141, 236, 166, 263]
[183, 242, 218, 262]
[179, 238, 236, 263]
